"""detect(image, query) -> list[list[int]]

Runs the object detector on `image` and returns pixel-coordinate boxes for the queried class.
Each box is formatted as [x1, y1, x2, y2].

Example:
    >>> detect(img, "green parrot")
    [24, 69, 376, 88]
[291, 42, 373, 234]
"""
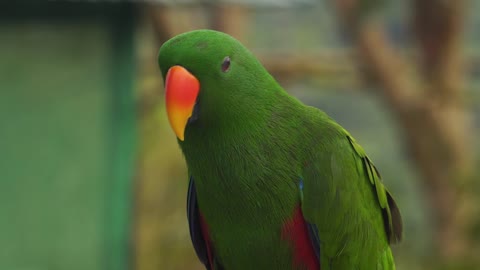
[158, 30, 402, 270]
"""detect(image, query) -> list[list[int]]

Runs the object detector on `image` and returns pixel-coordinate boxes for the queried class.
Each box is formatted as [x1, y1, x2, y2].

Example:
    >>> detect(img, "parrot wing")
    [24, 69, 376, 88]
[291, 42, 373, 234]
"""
[346, 135, 403, 245]
[187, 177, 224, 270]
[301, 121, 402, 270]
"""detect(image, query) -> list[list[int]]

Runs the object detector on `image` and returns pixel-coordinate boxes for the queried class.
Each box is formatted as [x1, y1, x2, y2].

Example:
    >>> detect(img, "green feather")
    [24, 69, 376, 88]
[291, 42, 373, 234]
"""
[348, 135, 403, 244]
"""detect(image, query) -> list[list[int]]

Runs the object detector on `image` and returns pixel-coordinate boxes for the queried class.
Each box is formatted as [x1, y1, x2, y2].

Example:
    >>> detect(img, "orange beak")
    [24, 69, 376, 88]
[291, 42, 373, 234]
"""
[165, 65, 200, 141]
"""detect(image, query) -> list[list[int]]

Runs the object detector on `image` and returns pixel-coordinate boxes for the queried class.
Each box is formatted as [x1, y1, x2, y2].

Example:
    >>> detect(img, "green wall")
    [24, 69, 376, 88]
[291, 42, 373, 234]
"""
[0, 4, 136, 270]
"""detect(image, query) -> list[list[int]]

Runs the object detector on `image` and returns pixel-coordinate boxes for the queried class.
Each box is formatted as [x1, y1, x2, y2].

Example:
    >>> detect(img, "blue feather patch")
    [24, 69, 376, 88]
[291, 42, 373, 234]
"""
[299, 177, 321, 261]
[299, 178, 304, 202]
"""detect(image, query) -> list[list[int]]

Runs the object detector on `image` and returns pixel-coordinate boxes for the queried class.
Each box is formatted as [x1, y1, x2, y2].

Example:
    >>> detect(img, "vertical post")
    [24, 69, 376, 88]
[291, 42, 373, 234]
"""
[107, 4, 137, 270]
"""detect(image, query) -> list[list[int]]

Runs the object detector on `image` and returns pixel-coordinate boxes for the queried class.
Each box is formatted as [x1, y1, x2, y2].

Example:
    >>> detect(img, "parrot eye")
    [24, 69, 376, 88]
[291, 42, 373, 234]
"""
[221, 56, 231, 72]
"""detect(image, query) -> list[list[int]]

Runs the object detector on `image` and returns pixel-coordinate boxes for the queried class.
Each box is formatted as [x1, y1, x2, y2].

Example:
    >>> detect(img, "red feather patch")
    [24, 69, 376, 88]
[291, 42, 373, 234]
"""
[282, 207, 320, 270]
[200, 213, 215, 270]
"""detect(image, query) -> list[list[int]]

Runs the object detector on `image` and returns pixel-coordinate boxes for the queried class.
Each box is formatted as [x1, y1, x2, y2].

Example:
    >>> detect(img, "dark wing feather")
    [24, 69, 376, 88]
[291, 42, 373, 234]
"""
[187, 177, 212, 269]
[301, 178, 321, 261]
[307, 222, 321, 261]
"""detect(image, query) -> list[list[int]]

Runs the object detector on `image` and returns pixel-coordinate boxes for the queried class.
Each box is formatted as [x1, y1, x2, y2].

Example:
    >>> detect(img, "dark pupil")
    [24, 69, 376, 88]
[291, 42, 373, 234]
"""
[221, 57, 230, 72]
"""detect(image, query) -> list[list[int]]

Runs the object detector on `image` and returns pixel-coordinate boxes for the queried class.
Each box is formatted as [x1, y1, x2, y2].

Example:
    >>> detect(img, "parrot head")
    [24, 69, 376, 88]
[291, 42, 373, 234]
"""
[158, 30, 278, 141]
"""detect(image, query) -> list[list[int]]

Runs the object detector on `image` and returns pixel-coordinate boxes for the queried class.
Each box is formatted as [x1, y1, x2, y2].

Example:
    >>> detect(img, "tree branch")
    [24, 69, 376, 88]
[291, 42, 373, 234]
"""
[209, 4, 250, 43]
[413, 0, 466, 103]
[355, 24, 418, 114]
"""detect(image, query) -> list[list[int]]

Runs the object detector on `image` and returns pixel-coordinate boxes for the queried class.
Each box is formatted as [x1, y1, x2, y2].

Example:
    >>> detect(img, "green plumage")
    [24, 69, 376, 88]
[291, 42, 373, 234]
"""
[158, 30, 402, 270]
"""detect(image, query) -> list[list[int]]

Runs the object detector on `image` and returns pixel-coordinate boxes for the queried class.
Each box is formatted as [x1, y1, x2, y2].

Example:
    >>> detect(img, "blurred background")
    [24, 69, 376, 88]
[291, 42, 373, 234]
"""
[0, 1, 479, 270]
